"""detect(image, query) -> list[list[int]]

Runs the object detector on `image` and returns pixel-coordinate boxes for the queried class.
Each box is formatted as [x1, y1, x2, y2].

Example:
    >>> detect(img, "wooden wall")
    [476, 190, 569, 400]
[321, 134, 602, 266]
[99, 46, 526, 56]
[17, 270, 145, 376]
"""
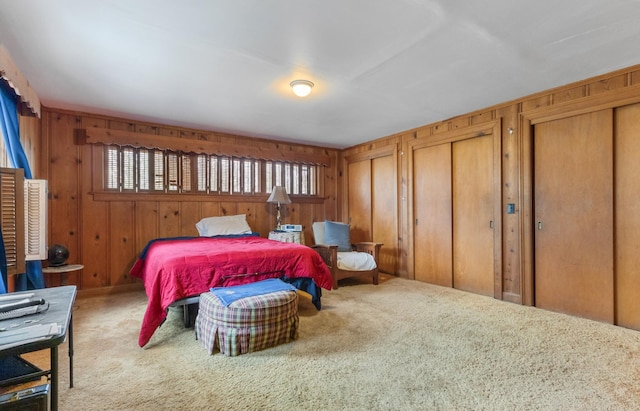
[13, 63, 640, 327]
[35, 110, 339, 290]
[341, 63, 640, 321]
[5, 114, 39, 171]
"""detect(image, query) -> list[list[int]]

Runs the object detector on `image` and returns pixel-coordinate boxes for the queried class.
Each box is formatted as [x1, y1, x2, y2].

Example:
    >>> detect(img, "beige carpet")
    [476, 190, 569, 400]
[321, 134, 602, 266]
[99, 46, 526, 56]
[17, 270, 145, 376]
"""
[47, 275, 640, 410]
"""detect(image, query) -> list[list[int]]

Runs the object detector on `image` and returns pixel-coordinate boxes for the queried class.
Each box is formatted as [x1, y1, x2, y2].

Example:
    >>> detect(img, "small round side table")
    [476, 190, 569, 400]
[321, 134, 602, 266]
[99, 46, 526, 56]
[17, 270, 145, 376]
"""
[42, 264, 84, 286]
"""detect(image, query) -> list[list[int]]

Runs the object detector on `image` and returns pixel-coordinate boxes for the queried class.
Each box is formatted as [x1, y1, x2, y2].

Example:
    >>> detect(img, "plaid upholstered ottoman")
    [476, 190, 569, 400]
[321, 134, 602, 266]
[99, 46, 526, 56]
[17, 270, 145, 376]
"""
[195, 288, 299, 356]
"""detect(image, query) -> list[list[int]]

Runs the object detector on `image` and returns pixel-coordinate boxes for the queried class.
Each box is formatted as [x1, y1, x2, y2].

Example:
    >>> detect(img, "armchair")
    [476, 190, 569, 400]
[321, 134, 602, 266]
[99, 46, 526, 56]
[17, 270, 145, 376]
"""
[310, 221, 383, 289]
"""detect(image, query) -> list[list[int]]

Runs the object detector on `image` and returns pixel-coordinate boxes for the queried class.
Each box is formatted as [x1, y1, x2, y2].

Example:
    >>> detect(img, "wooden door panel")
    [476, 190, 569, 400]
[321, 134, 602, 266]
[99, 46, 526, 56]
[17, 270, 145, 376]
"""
[372, 155, 396, 273]
[452, 135, 494, 296]
[413, 144, 452, 286]
[615, 103, 640, 328]
[534, 110, 614, 322]
[348, 160, 372, 243]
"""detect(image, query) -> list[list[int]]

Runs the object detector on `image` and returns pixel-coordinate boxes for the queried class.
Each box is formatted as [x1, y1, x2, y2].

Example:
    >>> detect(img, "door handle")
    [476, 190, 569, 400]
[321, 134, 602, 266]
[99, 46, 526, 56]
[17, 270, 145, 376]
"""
[537, 221, 543, 230]
[489, 220, 494, 229]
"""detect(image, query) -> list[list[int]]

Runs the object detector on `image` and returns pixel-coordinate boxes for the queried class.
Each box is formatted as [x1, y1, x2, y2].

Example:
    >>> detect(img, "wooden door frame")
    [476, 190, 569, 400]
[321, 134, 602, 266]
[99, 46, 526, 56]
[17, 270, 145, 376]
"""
[519, 83, 640, 306]
[406, 119, 503, 298]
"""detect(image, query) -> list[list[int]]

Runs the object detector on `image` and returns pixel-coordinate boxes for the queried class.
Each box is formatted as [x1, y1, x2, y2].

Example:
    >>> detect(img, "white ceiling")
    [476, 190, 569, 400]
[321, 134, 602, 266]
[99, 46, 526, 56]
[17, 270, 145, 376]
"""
[1, 1, 639, 149]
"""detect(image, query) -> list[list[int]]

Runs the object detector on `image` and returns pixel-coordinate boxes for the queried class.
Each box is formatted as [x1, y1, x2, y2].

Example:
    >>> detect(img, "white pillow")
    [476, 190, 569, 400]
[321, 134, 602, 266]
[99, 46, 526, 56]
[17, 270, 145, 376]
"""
[195, 214, 252, 236]
[312, 221, 326, 244]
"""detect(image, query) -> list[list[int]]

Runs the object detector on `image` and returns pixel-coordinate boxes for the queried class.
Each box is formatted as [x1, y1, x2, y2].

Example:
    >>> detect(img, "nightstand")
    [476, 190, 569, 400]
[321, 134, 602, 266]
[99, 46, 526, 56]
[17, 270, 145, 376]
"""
[268, 231, 305, 245]
[42, 264, 84, 286]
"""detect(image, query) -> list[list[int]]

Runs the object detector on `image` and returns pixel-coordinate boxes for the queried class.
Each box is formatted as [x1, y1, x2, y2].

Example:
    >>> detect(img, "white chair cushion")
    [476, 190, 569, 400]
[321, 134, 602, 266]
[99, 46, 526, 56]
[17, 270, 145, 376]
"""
[336, 251, 377, 271]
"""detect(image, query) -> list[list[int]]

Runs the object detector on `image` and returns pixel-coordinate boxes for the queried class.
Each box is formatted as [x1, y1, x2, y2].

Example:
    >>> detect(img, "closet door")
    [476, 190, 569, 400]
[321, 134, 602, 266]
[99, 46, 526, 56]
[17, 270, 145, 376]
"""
[615, 103, 640, 328]
[534, 110, 614, 323]
[348, 159, 372, 243]
[413, 144, 452, 286]
[372, 155, 397, 274]
[452, 135, 495, 296]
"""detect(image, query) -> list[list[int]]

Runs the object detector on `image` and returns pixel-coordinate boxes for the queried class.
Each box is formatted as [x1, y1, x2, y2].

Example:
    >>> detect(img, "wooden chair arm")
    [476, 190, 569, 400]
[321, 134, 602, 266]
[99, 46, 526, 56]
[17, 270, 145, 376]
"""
[310, 244, 337, 250]
[310, 244, 338, 269]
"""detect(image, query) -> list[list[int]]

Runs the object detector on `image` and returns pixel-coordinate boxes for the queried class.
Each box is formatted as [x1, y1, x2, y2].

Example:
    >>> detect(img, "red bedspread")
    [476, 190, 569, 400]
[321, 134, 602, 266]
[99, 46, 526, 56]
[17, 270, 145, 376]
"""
[130, 236, 332, 347]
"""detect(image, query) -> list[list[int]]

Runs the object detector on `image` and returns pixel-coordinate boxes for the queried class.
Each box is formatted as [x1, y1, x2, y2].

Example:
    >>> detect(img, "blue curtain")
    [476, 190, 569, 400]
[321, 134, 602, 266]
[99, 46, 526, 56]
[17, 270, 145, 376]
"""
[0, 226, 7, 294]
[0, 81, 45, 292]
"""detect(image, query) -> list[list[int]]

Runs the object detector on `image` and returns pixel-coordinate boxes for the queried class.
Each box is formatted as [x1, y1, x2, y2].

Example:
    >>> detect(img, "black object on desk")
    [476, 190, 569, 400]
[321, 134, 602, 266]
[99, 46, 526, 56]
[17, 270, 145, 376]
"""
[0, 298, 46, 312]
[0, 286, 76, 411]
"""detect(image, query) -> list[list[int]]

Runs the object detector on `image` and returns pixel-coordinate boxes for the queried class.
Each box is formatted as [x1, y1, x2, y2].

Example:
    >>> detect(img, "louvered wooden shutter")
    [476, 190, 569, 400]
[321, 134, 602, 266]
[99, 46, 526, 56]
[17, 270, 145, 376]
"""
[24, 179, 47, 260]
[0, 167, 26, 276]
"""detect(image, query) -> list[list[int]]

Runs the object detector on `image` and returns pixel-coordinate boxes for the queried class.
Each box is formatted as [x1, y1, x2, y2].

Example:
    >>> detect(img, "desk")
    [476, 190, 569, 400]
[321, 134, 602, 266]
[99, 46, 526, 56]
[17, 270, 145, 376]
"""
[0, 286, 76, 411]
[268, 230, 305, 245]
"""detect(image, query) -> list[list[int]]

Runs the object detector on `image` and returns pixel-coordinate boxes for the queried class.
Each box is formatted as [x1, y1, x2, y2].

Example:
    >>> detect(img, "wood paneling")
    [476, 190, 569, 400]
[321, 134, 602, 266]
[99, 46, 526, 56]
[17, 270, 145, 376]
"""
[180, 201, 201, 235]
[552, 85, 587, 105]
[413, 143, 452, 286]
[109, 201, 136, 286]
[615, 103, 640, 328]
[47, 113, 81, 275]
[347, 159, 372, 242]
[39, 108, 338, 291]
[158, 202, 181, 238]
[81, 127, 331, 165]
[80, 118, 108, 289]
[340, 145, 398, 273]
[408, 120, 501, 295]
[452, 134, 495, 297]
[372, 155, 397, 273]
[17, 115, 41, 177]
[135, 202, 159, 251]
[589, 75, 627, 96]
[534, 110, 614, 322]
[29, 63, 640, 309]
[496, 106, 521, 302]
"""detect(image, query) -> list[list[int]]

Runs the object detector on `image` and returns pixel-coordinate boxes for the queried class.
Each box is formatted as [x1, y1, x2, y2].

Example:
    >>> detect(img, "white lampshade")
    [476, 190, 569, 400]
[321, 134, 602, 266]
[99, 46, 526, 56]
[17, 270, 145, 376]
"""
[267, 186, 291, 204]
[290, 80, 314, 97]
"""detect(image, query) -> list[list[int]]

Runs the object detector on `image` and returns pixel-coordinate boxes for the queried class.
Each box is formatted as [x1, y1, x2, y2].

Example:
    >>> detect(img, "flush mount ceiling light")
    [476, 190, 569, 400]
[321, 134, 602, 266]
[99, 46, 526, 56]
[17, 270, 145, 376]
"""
[290, 79, 314, 97]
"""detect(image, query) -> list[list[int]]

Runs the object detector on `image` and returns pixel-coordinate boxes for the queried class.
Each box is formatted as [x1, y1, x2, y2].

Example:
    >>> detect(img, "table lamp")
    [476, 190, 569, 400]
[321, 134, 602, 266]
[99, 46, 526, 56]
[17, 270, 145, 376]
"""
[267, 186, 291, 230]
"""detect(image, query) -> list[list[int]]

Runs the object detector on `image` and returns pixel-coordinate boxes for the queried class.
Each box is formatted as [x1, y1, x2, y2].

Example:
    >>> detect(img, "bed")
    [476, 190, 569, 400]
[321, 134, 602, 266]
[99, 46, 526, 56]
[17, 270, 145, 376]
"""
[130, 233, 333, 347]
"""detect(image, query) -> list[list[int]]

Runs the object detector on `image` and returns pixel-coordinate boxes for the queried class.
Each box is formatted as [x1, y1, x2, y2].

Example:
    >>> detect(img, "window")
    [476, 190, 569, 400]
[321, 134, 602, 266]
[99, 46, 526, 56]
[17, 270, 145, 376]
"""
[104, 145, 319, 196]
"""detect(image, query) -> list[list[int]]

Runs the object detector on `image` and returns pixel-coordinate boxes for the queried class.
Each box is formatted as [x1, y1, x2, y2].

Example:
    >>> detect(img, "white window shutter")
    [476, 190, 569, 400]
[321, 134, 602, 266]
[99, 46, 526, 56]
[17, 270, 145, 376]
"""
[24, 179, 47, 261]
